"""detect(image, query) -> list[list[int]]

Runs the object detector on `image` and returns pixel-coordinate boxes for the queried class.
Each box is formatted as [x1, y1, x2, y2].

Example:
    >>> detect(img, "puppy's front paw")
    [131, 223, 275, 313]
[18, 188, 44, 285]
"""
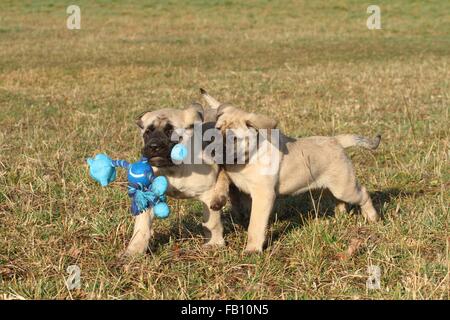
[203, 238, 225, 249]
[364, 211, 380, 222]
[210, 194, 228, 211]
[124, 241, 149, 257]
[116, 250, 140, 264]
[244, 244, 263, 254]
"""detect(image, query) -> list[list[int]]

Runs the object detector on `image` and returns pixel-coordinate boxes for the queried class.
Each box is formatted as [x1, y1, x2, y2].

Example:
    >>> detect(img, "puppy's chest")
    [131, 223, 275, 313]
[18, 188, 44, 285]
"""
[165, 176, 209, 198]
[154, 166, 218, 199]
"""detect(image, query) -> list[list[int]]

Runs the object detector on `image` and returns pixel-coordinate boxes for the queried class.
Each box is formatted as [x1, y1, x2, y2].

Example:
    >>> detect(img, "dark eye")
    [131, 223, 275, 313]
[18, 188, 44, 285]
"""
[145, 125, 155, 133]
[164, 123, 173, 135]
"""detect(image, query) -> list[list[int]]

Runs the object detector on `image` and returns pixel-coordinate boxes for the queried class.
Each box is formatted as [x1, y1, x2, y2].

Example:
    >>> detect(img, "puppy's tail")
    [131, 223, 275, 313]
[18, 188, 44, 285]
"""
[335, 134, 381, 150]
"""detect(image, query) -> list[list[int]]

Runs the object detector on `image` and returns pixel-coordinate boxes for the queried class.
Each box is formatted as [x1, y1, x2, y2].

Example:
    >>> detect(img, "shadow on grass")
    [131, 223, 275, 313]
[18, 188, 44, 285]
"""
[148, 188, 423, 253]
[265, 188, 424, 246]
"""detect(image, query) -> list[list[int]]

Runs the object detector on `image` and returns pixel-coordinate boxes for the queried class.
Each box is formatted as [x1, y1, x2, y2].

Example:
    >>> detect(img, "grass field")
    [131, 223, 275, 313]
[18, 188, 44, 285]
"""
[0, 0, 449, 299]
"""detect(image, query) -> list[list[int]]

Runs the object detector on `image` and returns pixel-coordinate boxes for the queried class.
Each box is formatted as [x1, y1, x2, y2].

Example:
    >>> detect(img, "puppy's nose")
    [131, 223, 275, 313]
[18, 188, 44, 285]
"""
[148, 143, 161, 152]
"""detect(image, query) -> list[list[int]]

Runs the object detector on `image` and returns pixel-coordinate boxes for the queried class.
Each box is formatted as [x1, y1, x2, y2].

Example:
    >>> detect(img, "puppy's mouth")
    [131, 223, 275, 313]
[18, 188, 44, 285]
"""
[147, 156, 173, 167]
[141, 144, 176, 167]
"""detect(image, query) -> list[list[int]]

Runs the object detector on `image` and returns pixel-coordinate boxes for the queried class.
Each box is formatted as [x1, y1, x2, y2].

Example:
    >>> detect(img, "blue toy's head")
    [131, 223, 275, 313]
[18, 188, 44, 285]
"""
[127, 159, 154, 187]
[87, 153, 116, 187]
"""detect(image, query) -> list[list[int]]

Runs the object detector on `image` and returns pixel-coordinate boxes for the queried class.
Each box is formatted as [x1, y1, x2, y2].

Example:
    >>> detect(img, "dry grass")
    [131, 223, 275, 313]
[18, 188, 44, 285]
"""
[0, 0, 449, 299]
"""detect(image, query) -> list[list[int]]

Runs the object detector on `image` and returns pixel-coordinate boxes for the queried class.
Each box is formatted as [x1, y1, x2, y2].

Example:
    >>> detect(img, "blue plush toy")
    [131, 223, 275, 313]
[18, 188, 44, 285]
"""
[87, 144, 188, 219]
[170, 143, 189, 162]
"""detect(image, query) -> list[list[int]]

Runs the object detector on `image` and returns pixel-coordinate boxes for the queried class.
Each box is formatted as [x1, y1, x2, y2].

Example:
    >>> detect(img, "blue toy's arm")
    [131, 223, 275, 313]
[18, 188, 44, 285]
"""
[111, 159, 130, 169]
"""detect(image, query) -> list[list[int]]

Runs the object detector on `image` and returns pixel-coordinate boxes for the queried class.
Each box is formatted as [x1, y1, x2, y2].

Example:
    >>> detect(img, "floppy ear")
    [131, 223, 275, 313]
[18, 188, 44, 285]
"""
[245, 112, 278, 129]
[216, 103, 234, 119]
[184, 102, 204, 127]
[200, 88, 221, 109]
[135, 111, 149, 129]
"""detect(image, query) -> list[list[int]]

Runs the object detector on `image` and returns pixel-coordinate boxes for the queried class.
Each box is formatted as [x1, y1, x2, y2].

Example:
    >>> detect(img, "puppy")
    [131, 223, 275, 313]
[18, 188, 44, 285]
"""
[125, 103, 229, 256]
[203, 93, 381, 253]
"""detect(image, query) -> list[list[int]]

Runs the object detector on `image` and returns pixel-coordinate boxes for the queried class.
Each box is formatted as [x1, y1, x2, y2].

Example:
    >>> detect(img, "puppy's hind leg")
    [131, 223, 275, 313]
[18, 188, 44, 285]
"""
[358, 185, 379, 222]
[327, 166, 379, 222]
[335, 201, 347, 215]
[329, 182, 379, 222]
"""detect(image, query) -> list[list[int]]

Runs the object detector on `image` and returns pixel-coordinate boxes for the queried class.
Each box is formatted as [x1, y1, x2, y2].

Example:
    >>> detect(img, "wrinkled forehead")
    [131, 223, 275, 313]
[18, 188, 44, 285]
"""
[140, 109, 184, 128]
